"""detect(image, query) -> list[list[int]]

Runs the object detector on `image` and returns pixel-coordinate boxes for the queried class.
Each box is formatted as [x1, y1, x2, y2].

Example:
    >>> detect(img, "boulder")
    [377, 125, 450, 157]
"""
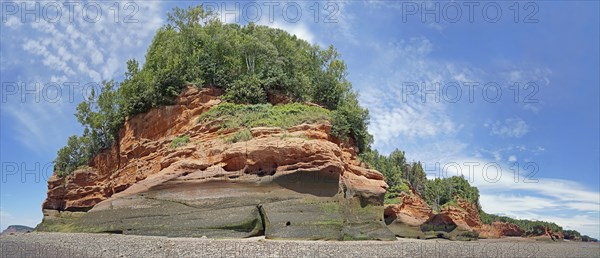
[384, 190, 433, 239]
[419, 199, 482, 241]
[384, 195, 482, 241]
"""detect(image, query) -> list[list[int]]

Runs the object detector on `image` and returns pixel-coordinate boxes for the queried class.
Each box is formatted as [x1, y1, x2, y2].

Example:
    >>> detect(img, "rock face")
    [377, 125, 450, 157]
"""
[426, 199, 482, 230]
[479, 222, 524, 238]
[530, 227, 564, 242]
[384, 190, 432, 239]
[39, 87, 395, 240]
[384, 190, 482, 240]
[384, 192, 530, 241]
[418, 199, 482, 240]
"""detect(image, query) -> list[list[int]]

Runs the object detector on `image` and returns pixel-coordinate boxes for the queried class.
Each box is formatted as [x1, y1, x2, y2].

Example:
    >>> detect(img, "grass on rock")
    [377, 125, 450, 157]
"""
[198, 103, 331, 130]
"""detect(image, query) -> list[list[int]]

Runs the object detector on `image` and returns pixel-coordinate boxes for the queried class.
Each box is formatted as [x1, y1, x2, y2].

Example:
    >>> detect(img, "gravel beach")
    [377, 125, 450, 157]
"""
[1, 232, 599, 258]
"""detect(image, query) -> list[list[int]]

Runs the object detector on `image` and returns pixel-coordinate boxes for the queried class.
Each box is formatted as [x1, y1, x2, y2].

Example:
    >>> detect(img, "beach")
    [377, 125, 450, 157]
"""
[1, 232, 598, 258]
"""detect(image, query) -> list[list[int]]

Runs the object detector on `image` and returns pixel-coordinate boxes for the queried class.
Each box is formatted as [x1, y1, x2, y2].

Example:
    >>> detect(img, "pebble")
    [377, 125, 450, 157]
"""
[1, 232, 598, 258]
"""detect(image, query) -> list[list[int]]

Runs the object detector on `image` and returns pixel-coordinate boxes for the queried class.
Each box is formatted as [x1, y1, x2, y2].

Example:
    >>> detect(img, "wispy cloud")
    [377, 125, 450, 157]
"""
[439, 157, 600, 238]
[218, 1, 318, 45]
[485, 117, 530, 138]
[258, 20, 316, 44]
[1, 2, 164, 152]
[358, 37, 468, 152]
[354, 34, 598, 239]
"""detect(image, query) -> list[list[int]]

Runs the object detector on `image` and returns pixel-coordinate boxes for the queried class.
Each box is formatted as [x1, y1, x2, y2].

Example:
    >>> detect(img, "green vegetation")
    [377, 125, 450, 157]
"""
[54, 5, 372, 177]
[383, 179, 411, 202]
[479, 210, 563, 235]
[170, 135, 190, 148]
[54, 81, 121, 177]
[563, 230, 581, 240]
[581, 235, 599, 242]
[225, 129, 253, 144]
[424, 176, 479, 212]
[360, 149, 428, 203]
[198, 103, 331, 130]
[319, 202, 341, 214]
[562, 231, 597, 242]
[384, 198, 401, 205]
[360, 154, 479, 211]
[54, 135, 91, 177]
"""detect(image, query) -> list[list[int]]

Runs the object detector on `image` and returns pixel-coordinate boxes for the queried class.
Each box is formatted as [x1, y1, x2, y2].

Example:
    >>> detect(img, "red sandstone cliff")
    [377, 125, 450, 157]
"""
[40, 86, 394, 240]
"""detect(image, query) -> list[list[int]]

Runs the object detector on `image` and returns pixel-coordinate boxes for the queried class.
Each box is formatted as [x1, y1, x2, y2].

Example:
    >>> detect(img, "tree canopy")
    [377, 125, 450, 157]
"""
[360, 149, 428, 202]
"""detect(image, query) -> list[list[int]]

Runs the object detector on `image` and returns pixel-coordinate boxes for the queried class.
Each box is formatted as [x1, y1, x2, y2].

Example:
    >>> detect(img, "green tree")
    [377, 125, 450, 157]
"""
[424, 176, 479, 211]
[76, 80, 122, 151]
[331, 92, 372, 152]
[54, 135, 91, 177]
[405, 161, 427, 196]
[224, 74, 267, 104]
[360, 149, 410, 201]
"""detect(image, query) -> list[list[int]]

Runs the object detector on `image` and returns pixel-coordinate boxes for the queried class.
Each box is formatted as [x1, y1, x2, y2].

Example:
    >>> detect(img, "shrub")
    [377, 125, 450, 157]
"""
[424, 176, 479, 211]
[223, 74, 267, 104]
[54, 135, 94, 177]
[170, 135, 190, 148]
[479, 209, 563, 235]
[225, 129, 253, 143]
[331, 92, 372, 152]
[360, 149, 410, 195]
[384, 198, 401, 205]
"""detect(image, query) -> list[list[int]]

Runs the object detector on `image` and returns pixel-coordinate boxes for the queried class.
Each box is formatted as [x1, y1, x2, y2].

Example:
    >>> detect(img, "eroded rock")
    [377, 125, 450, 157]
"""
[38, 87, 394, 240]
[479, 222, 524, 238]
[385, 194, 482, 241]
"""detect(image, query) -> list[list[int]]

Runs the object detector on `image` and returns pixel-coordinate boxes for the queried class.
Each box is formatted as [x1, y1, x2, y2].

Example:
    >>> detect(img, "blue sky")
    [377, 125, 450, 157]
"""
[1, 1, 599, 238]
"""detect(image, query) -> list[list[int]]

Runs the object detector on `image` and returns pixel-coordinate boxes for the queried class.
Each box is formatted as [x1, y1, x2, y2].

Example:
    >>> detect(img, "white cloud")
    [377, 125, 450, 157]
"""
[359, 37, 467, 150]
[22, 39, 75, 76]
[486, 118, 530, 138]
[258, 20, 316, 44]
[215, 1, 318, 45]
[419, 155, 600, 239]
[3, 2, 164, 152]
[19, 2, 163, 82]
[326, 1, 358, 44]
[480, 194, 600, 238]
[503, 67, 552, 86]
[1, 92, 69, 153]
[3, 16, 22, 29]
[478, 145, 545, 165]
[364, 89, 457, 143]
[523, 103, 541, 113]
[50, 75, 68, 83]
[354, 37, 507, 173]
